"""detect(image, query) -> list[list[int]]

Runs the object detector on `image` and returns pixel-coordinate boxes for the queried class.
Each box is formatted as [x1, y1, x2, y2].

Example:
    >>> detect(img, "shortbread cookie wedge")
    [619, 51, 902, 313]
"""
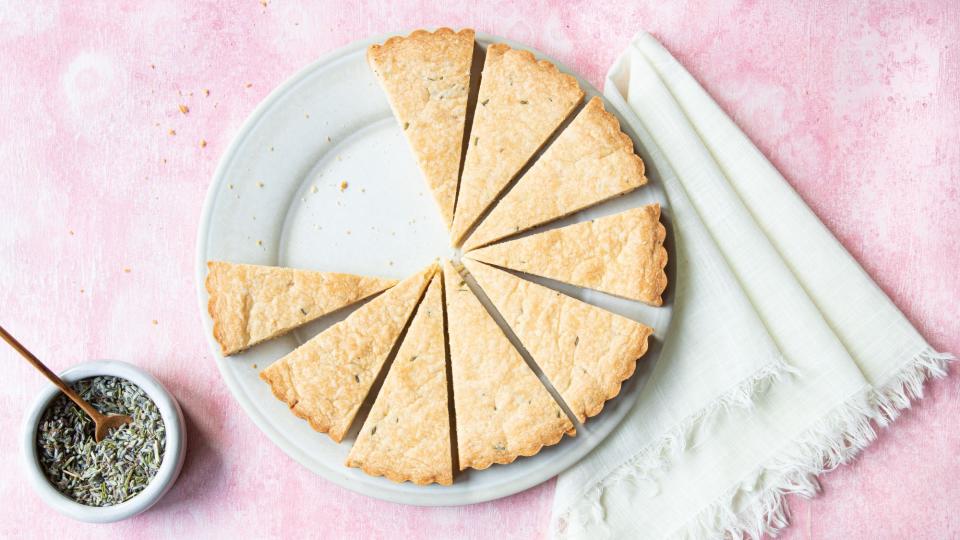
[450, 43, 584, 245]
[206, 261, 397, 355]
[463, 97, 646, 251]
[463, 259, 653, 423]
[368, 28, 475, 228]
[442, 260, 573, 471]
[260, 263, 436, 442]
[346, 273, 453, 485]
[467, 204, 668, 306]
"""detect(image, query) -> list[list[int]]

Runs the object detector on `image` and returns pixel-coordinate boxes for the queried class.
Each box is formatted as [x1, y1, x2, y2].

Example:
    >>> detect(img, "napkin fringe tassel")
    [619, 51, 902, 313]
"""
[554, 347, 952, 539]
[683, 391, 877, 540]
[554, 354, 791, 537]
[871, 348, 952, 427]
[680, 347, 953, 540]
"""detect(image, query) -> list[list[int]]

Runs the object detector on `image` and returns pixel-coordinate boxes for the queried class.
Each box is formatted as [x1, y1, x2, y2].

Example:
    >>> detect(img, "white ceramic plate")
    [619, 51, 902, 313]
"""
[195, 31, 675, 506]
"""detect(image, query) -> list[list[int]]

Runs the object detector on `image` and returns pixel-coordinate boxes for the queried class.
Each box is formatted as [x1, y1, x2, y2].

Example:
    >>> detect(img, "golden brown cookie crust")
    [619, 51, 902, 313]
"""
[442, 260, 574, 471]
[205, 261, 397, 356]
[345, 274, 453, 485]
[450, 43, 584, 245]
[467, 204, 668, 306]
[368, 28, 475, 228]
[464, 259, 653, 423]
[463, 96, 646, 251]
[260, 264, 436, 442]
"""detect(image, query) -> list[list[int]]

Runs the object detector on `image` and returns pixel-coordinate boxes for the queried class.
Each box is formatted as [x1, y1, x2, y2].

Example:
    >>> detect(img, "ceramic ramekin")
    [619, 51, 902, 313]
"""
[21, 360, 187, 523]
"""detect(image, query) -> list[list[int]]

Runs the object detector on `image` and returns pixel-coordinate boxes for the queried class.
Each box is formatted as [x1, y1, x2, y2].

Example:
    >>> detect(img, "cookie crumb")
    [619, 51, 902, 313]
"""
[123, 268, 131, 273]
[245, 82, 253, 88]
[151, 320, 158, 325]
[69, 230, 74, 235]
[339, 181, 348, 191]
[200, 139, 207, 148]
[311, 185, 318, 193]
[203, 88, 210, 96]
[150, 64, 155, 70]
[228, 183, 234, 190]
[178, 104, 189, 114]
[252, 363, 258, 369]
[256, 239, 263, 246]
[168, 129, 176, 136]
[257, 181, 264, 188]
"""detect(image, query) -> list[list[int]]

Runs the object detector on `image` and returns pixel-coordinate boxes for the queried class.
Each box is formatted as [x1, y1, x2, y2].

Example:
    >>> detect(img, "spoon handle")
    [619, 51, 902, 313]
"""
[0, 325, 102, 421]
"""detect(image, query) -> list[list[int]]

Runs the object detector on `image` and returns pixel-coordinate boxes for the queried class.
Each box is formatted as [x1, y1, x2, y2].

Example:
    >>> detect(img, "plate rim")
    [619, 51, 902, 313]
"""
[195, 29, 674, 507]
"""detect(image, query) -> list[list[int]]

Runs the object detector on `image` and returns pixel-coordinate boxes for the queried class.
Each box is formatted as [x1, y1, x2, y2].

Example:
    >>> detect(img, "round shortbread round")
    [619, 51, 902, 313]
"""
[196, 31, 675, 506]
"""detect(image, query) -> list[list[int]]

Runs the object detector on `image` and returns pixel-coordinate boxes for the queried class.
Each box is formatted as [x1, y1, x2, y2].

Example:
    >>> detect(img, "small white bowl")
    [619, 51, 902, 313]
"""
[22, 360, 187, 523]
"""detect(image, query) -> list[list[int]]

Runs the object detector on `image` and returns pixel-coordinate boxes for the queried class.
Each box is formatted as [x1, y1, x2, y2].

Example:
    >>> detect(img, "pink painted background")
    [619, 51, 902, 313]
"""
[1, 1, 958, 538]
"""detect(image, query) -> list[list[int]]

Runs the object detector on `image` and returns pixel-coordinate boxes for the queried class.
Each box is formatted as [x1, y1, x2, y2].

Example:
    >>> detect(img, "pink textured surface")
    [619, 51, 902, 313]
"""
[0, 1, 957, 538]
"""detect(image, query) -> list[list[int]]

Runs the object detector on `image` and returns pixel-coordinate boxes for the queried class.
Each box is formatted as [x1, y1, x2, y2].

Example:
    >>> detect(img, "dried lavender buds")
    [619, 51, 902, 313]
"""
[36, 376, 166, 506]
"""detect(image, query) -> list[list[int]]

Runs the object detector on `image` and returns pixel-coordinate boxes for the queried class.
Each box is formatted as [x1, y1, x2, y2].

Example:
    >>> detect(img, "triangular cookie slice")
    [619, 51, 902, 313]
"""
[442, 260, 573, 471]
[463, 97, 647, 251]
[206, 261, 398, 356]
[346, 274, 453, 485]
[463, 259, 653, 423]
[260, 263, 436, 442]
[467, 204, 668, 305]
[368, 28, 475, 228]
[449, 44, 584, 246]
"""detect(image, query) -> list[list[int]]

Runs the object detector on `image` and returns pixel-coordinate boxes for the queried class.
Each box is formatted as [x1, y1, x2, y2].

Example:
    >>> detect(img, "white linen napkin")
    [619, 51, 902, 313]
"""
[551, 32, 953, 539]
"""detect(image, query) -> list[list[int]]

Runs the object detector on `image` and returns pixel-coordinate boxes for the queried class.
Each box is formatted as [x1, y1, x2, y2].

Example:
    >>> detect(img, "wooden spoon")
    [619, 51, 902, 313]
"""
[1, 325, 132, 442]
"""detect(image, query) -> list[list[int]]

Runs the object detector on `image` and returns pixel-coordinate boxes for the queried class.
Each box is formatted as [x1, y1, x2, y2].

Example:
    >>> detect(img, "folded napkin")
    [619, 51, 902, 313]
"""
[551, 32, 953, 539]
